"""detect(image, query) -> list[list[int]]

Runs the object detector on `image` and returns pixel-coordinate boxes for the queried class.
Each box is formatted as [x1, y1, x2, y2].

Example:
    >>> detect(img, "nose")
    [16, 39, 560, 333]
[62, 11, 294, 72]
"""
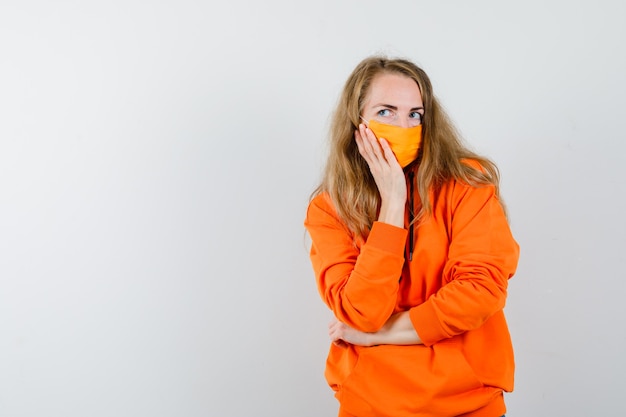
[398, 117, 410, 128]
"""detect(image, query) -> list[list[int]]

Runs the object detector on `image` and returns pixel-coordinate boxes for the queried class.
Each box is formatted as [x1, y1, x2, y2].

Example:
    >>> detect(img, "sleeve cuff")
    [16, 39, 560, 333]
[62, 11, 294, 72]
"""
[409, 300, 448, 347]
[366, 221, 408, 255]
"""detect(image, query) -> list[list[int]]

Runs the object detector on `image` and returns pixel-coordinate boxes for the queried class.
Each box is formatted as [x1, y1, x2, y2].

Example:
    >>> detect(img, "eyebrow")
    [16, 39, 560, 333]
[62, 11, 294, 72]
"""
[374, 104, 424, 112]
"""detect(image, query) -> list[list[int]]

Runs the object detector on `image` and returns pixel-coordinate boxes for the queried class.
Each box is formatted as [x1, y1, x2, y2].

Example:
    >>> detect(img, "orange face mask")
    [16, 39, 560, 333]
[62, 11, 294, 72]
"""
[363, 119, 423, 168]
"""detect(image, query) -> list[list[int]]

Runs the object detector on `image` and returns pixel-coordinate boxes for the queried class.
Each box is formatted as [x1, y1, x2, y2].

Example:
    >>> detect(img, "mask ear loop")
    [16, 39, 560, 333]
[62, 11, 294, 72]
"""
[360, 116, 369, 127]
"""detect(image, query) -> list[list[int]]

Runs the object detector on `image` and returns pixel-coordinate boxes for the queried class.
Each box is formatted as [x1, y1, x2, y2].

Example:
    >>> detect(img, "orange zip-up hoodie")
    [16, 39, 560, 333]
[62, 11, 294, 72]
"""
[304, 168, 520, 417]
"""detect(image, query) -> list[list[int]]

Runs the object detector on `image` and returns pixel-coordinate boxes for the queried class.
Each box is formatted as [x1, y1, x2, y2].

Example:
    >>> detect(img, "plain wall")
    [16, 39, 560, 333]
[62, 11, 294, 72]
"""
[1, 1, 625, 416]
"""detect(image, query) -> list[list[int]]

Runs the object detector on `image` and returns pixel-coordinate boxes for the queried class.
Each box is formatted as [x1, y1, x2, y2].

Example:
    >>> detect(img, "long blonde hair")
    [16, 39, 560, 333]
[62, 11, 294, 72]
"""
[313, 56, 502, 239]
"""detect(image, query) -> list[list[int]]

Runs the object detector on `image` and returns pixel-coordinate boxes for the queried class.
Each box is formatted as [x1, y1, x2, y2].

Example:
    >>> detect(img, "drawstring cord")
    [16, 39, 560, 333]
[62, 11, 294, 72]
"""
[408, 171, 415, 261]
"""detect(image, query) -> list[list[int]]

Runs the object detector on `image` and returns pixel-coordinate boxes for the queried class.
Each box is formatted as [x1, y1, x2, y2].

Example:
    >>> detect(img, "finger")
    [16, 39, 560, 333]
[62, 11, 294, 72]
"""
[362, 125, 387, 162]
[329, 327, 341, 342]
[328, 321, 342, 336]
[333, 340, 347, 348]
[358, 125, 383, 169]
[356, 125, 376, 157]
[378, 138, 401, 168]
[329, 327, 347, 347]
[355, 129, 376, 168]
[328, 322, 337, 335]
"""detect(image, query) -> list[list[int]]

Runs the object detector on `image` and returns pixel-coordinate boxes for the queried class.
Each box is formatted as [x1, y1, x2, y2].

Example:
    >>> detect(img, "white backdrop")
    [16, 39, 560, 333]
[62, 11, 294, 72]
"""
[1, 1, 625, 416]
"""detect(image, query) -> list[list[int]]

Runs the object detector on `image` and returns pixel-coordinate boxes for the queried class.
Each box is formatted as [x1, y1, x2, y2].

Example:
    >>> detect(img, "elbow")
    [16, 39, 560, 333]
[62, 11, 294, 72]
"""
[468, 286, 508, 330]
[325, 280, 399, 332]
[332, 299, 394, 333]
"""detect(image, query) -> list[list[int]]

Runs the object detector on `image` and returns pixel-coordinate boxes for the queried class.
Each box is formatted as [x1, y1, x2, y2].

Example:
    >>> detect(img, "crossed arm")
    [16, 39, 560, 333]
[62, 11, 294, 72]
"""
[329, 310, 423, 347]
[313, 126, 517, 349]
[324, 125, 421, 347]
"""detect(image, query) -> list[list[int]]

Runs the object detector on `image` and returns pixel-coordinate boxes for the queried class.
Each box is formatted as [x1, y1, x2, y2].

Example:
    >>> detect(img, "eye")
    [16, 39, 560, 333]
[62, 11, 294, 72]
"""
[377, 109, 393, 118]
[409, 111, 423, 123]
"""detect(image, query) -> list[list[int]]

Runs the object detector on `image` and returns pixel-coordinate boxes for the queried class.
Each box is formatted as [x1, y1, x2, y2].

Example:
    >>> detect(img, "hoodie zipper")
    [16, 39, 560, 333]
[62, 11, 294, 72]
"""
[407, 171, 415, 262]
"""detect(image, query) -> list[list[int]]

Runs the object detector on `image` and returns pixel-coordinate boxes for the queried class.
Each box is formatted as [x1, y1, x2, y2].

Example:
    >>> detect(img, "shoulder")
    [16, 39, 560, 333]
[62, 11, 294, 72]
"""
[460, 157, 488, 173]
[305, 192, 341, 225]
[307, 191, 333, 212]
[439, 159, 498, 207]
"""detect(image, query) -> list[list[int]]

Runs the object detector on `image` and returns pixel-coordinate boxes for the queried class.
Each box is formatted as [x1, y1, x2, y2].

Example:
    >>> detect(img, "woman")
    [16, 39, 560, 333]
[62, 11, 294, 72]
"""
[304, 56, 519, 417]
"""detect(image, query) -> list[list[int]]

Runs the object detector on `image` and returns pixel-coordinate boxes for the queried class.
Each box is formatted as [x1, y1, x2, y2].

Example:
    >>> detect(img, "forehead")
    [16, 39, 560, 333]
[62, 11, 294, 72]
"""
[364, 72, 423, 106]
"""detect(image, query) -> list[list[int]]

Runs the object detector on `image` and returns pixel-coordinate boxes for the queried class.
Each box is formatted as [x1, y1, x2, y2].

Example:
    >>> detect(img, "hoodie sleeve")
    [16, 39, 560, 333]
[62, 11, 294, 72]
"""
[409, 181, 520, 346]
[304, 194, 408, 332]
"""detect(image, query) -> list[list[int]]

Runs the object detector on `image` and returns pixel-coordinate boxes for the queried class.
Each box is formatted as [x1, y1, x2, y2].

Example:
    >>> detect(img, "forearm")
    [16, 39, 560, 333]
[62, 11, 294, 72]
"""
[330, 311, 423, 347]
[307, 199, 408, 332]
[367, 311, 423, 346]
[377, 199, 405, 228]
